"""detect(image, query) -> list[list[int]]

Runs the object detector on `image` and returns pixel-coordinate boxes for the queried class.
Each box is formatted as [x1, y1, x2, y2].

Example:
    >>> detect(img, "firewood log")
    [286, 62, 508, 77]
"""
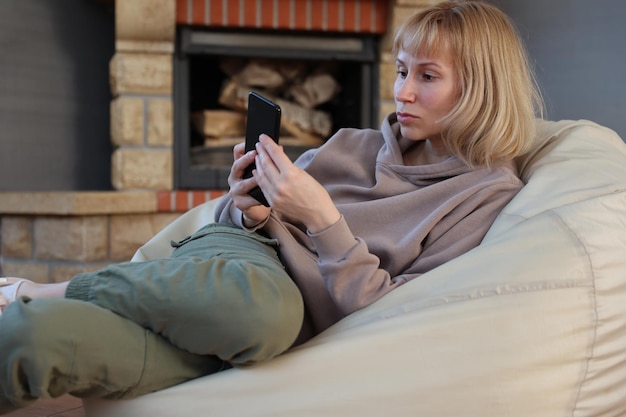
[191, 110, 246, 138]
[287, 73, 341, 108]
[218, 81, 333, 138]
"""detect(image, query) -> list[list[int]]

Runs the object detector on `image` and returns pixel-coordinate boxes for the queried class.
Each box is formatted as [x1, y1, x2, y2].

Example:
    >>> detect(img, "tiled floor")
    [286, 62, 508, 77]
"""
[4, 396, 84, 417]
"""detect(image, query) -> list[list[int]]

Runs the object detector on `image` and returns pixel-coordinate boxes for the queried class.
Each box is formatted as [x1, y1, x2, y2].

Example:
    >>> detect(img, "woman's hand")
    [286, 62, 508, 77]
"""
[253, 135, 341, 233]
[227, 142, 271, 227]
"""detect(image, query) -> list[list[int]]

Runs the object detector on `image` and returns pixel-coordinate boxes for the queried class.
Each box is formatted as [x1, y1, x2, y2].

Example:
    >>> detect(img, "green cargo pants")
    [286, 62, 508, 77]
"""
[0, 223, 304, 414]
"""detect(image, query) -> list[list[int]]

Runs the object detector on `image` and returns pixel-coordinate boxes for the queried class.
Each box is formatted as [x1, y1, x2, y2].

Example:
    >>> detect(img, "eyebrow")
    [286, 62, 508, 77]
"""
[396, 57, 443, 69]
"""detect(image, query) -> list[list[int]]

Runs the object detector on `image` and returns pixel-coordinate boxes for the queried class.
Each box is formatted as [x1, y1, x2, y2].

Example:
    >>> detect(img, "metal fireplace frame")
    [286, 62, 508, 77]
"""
[174, 27, 380, 189]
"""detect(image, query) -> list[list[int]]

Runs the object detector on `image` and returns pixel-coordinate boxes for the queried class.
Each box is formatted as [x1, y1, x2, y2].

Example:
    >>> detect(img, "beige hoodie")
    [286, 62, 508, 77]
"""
[216, 113, 523, 344]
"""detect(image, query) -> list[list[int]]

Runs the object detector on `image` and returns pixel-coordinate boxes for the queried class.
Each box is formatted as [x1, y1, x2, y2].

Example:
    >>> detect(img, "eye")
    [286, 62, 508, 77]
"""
[422, 72, 436, 82]
[396, 68, 408, 78]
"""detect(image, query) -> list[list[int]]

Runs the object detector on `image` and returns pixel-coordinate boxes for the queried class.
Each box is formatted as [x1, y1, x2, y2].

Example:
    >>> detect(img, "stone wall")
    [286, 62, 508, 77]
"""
[0, 190, 224, 283]
[0, 0, 441, 282]
[1, 212, 177, 283]
[111, 0, 176, 190]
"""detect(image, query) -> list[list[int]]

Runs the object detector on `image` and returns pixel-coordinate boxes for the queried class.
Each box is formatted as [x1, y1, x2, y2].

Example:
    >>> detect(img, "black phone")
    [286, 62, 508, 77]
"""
[244, 92, 281, 207]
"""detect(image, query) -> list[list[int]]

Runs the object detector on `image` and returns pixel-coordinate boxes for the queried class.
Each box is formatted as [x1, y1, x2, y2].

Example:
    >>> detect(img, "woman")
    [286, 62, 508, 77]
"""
[0, 1, 543, 413]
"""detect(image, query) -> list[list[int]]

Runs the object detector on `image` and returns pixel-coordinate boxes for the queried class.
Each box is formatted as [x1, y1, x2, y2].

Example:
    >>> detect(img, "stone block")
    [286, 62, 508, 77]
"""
[34, 216, 109, 262]
[0, 191, 157, 216]
[147, 98, 173, 146]
[111, 148, 173, 190]
[110, 52, 173, 96]
[392, 6, 420, 32]
[116, 0, 175, 43]
[1, 262, 49, 284]
[1, 216, 32, 258]
[379, 56, 397, 101]
[379, 24, 395, 54]
[111, 96, 145, 146]
[381, 3, 435, 53]
[116, 40, 174, 54]
[109, 212, 180, 261]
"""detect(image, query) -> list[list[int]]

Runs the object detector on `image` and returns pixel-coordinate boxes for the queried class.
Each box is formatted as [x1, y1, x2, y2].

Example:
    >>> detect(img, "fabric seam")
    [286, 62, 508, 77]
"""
[554, 212, 599, 417]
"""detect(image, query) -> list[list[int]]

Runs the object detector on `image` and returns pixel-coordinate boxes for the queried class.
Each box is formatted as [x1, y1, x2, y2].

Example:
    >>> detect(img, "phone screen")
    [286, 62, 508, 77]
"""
[243, 92, 281, 206]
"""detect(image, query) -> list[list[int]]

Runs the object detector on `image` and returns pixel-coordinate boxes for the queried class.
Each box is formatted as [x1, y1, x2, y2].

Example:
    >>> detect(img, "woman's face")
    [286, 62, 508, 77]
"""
[394, 48, 459, 144]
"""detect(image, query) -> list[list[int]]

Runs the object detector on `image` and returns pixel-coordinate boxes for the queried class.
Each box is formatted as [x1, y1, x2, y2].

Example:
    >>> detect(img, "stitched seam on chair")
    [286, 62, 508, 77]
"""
[341, 208, 597, 329]
[553, 211, 599, 417]
[345, 210, 595, 328]
[355, 277, 594, 331]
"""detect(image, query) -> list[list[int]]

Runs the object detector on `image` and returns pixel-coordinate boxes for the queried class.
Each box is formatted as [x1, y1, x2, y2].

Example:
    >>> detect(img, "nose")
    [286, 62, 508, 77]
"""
[395, 77, 417, 104]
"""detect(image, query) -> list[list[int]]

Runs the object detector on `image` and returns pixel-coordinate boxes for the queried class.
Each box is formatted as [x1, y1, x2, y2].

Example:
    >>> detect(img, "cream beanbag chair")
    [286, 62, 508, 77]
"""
[85, 119, 626, 417]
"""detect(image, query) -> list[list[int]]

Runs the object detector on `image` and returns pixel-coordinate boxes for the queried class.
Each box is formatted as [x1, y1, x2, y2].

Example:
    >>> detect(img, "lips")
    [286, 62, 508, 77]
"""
[396, 111, 417, 124]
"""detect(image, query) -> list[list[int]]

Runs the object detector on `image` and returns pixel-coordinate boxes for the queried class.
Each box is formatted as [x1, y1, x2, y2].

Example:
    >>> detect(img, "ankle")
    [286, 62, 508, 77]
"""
[11, 280, 69, 300]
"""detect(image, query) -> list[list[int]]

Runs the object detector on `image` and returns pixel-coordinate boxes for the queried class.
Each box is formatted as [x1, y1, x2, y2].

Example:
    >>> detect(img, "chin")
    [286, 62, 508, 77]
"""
[399, 126, 426, 141]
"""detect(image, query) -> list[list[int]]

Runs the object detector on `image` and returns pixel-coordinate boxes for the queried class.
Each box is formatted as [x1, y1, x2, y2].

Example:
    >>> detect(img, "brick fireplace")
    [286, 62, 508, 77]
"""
[0, 0, 440, 282]
[112, 0, 444, 195]
[112, 0, 390, 192]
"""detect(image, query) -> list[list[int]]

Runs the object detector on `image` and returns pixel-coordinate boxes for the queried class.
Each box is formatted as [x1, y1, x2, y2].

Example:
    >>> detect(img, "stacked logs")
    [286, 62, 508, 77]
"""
[191, 58, 341, 148]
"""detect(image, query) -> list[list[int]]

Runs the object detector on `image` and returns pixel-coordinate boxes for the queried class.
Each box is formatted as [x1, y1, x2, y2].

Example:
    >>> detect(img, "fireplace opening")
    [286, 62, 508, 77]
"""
[174, 28, 380, 189]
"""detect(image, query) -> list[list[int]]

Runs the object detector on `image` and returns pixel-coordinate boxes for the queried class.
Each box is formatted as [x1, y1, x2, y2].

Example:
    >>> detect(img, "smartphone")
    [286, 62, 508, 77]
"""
[244, 92, 281, 206]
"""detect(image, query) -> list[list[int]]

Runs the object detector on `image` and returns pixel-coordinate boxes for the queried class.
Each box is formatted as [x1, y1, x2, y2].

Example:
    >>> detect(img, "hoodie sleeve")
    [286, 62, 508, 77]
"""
[214, 193, 241, 226]
[309, 173, 522, 316]
[307, 216, 403, 315]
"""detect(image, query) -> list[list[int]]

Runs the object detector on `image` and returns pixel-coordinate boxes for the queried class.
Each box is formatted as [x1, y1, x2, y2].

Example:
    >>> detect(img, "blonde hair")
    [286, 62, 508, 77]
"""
[392, 0, 544, 167]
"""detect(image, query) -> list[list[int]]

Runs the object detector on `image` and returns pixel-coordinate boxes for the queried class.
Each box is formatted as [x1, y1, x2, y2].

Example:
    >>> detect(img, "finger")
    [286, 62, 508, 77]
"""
[233, 142, 246, 160]
[235, 149, 256, 174]
[229, 175, 262, 206]
[228, 150, 257, 188]
[255, 141, 280, 181]
[257, 135, 292, 171]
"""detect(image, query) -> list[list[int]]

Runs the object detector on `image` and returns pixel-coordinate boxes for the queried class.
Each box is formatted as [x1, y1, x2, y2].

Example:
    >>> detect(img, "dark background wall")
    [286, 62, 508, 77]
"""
[491, 0, 626, 141]
[0, 1, 623, 191]
[0, 0, 114, 191]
